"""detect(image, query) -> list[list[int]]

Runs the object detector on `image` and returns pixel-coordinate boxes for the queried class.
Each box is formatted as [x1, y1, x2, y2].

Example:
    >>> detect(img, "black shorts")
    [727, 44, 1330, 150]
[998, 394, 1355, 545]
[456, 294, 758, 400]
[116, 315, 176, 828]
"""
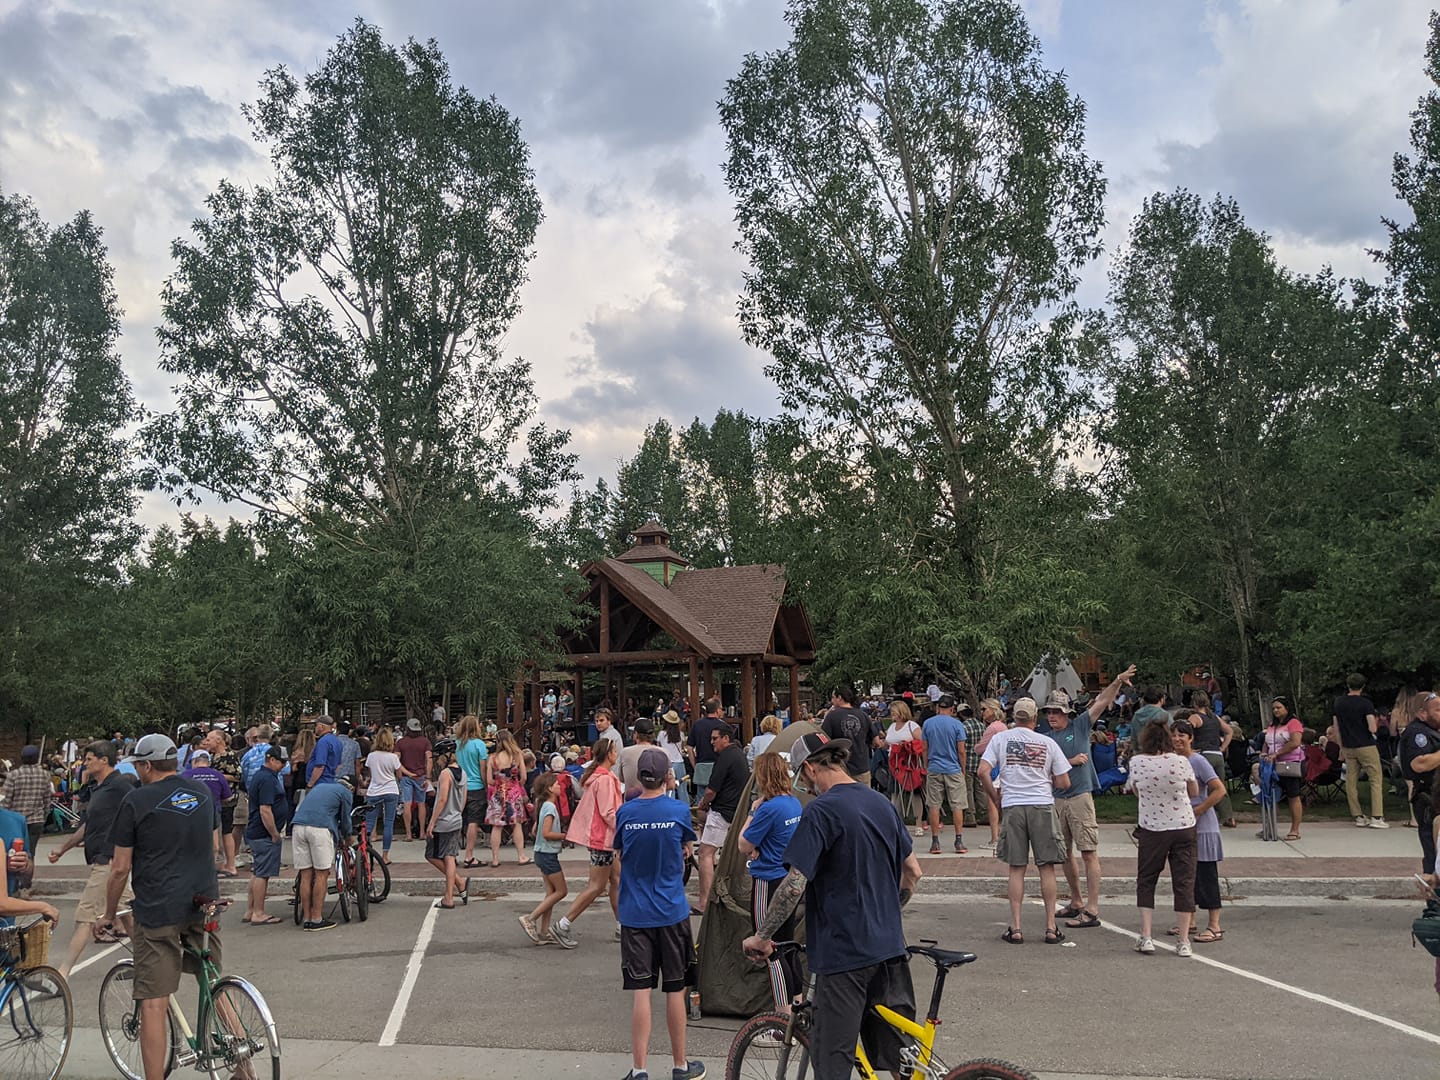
[620, 920, 696, 993]
[1276, 774, 1303, 800]
[811, 955, 915, 1078]
[462, 794, 486, 829]
[220, 804, 236, 833]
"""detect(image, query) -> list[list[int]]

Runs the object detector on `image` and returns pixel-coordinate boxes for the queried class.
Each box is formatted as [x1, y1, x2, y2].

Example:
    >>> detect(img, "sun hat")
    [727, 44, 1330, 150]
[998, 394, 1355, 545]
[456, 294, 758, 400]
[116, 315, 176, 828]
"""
[1041, 690, 1074, 715]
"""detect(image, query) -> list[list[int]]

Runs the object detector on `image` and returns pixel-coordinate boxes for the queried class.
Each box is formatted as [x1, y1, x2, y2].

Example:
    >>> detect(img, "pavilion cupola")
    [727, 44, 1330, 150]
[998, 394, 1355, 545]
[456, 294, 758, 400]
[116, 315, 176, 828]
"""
[615, 521, 690, 585]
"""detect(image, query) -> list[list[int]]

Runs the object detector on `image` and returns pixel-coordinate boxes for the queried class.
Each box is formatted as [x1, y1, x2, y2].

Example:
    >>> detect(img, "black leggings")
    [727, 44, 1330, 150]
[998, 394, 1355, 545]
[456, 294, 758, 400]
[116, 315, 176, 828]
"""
[1194, 860, 1222, 911]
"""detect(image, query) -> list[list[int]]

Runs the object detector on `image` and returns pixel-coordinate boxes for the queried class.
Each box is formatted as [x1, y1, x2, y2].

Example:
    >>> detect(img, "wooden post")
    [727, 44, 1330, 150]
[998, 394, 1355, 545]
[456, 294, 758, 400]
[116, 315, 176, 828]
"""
[689, 656, 701, 719]
[599, 578, 611, 656]
[740, 658, 756, 741]
[789, 665, 800, 718]
[529, 678, 542, 745]
[573, 670, 583, 724]
[703, 660, 715, 704]
[512, 676, 523, 725]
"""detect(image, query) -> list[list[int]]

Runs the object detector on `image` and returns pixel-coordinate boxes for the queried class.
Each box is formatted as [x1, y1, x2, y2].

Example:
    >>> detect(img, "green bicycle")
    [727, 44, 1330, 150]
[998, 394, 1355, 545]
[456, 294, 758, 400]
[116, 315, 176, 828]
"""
[97, 897, 281, 1080]
[0, 915, 71, 1080]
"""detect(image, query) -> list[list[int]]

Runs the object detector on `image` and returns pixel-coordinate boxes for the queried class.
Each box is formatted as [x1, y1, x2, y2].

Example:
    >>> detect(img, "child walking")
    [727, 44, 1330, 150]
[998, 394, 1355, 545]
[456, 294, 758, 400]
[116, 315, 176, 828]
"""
[520, 772, 568, 945]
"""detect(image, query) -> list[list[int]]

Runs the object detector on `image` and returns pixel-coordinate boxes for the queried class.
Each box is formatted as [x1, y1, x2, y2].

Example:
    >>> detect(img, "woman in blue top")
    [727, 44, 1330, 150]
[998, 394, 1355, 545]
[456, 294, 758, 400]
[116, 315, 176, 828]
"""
[738, 752, 804, 1012]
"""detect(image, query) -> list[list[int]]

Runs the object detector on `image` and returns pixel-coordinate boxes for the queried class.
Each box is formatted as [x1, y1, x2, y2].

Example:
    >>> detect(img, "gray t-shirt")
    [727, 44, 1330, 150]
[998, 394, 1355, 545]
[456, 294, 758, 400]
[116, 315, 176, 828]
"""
[1043, 710, 1096, 798]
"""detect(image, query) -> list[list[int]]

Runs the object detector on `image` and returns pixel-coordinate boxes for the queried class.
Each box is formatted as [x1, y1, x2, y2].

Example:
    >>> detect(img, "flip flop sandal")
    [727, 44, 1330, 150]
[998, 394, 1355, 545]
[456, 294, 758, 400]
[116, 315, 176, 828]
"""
[1044, 927, 1066, 944]
[1284, 833, 1302, 841]
[1165, 926, 1181, 937]
[1001, 927, 1024, 944]
[462, 858, 480, 869]
[248, 914, 283, 926]
[1066, 912, 1101, 929]
[1053, 905, 1083, 920]
[1193, 929, 1224, 943]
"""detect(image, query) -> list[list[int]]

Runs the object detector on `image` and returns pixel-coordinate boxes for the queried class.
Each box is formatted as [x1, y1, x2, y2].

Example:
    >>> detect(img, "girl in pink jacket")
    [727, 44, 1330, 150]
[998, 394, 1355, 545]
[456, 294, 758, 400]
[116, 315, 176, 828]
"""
[551, 739, 623, 947]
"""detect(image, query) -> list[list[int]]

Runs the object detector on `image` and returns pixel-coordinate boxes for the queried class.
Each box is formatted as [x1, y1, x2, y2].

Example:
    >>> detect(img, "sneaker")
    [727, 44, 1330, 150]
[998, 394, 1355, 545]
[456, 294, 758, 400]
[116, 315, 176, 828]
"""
[306, 918, 337, 933]
[622, 1071, 648, 1080]
[752, 1029, 786, 1047]
[1354, 816, 1369, 828]
[672, 1063, 706, 1080]
[928, 839, 941, 855]
[1369, 819, 1390, 829]
[551, 922, 579, 949]
[1135, 936, 1155, 955]
[519, 914, 541, 943]
[954, 838, 967, 854]
[1176, 940, 1193, 958]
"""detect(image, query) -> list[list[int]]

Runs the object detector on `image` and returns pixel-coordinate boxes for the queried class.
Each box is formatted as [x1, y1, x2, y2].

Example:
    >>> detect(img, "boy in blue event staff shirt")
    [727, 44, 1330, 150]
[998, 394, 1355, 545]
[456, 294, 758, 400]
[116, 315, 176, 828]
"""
[613, 748, 704, 1080]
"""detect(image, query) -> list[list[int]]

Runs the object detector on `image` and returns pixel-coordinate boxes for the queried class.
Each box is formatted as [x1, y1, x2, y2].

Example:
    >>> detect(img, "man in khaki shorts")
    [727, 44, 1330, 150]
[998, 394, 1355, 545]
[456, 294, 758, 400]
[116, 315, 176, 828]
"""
[99, 734, 222, 1080]
[979, 698, 1071, 945]
[47, 739, 138, 976]
[921, 694, 969, 854]
[1038, 666, 1133, 931]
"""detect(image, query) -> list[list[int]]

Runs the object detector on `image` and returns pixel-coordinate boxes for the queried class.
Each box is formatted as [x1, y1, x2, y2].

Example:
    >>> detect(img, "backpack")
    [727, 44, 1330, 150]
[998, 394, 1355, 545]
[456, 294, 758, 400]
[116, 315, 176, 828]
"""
[888, 740, 927, 794]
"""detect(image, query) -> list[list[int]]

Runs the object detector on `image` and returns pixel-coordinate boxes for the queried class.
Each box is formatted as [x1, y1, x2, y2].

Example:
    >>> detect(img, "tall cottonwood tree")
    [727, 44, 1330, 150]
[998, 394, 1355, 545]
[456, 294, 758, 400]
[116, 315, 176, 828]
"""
[0, 194, 139, 735]
[720, 0, 1106, 697]
[147, 21, 578, 713]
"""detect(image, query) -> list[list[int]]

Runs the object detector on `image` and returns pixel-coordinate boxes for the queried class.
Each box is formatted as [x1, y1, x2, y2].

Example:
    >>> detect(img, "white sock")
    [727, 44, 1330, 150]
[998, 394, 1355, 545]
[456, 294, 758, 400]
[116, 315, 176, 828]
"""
[558, 916, 571, 931]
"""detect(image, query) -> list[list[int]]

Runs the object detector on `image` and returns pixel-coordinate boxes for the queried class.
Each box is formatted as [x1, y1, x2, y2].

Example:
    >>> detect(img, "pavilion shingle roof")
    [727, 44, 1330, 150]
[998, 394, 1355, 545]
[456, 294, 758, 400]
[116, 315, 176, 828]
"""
[668, 564, 786, 656]
[597, 559, 725, 654]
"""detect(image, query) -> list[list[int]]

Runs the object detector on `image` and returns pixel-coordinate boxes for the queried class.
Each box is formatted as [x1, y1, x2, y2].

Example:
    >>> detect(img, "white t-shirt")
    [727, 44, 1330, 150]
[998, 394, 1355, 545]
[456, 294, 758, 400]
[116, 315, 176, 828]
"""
[747, 731, 777, 764]
[366, 751, 402, 797]
[885, 721, 922, 746]
[1125, 753, 1197, 832]
[656, 729, 686, 764]
[980, 728, 1070, 807]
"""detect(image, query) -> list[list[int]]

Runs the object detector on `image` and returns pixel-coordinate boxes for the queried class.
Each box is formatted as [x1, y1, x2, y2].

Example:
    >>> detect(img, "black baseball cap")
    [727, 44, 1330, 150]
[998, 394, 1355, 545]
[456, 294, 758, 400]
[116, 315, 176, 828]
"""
[790, 732, 850, 770]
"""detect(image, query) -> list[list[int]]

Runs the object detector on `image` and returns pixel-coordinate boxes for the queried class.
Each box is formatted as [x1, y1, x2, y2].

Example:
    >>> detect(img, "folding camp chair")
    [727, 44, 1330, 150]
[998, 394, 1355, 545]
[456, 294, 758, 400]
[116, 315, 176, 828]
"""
[1257, 760, 1281, 841]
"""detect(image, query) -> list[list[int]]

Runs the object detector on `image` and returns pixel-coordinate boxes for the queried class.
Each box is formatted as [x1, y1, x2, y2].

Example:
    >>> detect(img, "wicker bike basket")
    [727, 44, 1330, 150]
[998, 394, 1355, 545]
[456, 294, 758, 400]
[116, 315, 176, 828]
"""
[0, 920, 51, 970]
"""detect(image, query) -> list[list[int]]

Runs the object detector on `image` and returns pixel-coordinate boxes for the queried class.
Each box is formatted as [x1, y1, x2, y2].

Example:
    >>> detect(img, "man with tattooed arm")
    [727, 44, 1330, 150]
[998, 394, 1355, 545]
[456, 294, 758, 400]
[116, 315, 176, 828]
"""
[742, 732, 923, 1080]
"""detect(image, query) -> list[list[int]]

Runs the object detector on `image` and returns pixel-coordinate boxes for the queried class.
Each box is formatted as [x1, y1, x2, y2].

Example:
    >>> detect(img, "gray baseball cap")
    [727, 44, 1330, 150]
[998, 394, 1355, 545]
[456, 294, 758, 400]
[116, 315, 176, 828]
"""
[128, 733, 179, 763]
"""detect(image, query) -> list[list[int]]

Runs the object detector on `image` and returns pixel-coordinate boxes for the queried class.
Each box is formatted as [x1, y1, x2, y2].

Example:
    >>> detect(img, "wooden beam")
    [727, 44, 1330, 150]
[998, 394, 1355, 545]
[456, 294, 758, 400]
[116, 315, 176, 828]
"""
[567, 649, 698, 668]
[740, 658, 756, 741]
[762, 653, 797, 667]
[593, 562, 714, 658]
[789, 665, 800, 713]
[599, 578, 611, 656]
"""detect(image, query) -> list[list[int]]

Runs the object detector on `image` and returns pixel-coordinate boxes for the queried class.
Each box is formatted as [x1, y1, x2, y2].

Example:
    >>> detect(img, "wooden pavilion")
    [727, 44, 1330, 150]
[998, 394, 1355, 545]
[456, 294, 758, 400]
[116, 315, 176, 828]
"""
[510, 523, 816, 743]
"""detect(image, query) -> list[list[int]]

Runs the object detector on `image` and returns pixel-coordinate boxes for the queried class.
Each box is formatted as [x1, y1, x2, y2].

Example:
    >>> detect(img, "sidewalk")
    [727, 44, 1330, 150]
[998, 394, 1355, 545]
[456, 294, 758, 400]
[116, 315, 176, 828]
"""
[30, 820, 1426, 898]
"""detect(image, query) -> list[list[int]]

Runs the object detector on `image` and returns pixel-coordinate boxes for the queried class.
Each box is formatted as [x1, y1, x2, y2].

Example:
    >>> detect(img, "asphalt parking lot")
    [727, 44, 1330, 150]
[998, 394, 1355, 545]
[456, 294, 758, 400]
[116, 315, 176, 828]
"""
[44, 889, 1438, 1080]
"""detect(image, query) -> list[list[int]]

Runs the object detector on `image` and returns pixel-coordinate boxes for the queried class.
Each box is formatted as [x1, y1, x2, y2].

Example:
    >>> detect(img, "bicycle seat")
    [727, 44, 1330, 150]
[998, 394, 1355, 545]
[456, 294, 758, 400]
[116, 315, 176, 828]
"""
[907, 943, 976, 968]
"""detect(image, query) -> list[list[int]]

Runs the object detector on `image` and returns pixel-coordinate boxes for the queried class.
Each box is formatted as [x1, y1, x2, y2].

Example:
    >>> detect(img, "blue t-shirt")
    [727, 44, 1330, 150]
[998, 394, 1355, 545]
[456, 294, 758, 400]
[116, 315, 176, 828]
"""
[308, 733, 342, 786]
[534, 801, 562, 854]
[1041, 710, 1096, 798]
[614, 794, 695, 928]
[743, 795, 802, 882]
[245, 768, 291, 842]
[921, 713, 966, 775]
[783, 782, 911, 975]
[291, 780, 353, 840]
[0, 806, 27, 913]
[457, 738, 489, 792]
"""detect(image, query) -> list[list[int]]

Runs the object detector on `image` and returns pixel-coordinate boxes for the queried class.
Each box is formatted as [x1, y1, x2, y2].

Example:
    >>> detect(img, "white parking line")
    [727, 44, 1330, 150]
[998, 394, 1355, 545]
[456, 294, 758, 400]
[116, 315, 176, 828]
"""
[1031, 901, 1440, 1047]
[378, 901, 440, 1047]
[70, 941, 124, 976]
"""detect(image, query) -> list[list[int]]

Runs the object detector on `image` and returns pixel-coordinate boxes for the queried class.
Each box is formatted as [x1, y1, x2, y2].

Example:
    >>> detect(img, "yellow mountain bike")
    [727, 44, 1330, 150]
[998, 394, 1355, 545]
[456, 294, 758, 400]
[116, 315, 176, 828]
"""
[726, 940, 1035, 1080]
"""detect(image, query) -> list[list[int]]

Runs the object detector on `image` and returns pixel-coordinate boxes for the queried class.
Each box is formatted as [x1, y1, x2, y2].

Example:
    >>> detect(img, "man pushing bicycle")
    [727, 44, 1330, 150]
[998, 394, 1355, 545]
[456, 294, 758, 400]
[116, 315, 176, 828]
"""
[98, 734, 223, 1080]
[743, 732, 923, 1080]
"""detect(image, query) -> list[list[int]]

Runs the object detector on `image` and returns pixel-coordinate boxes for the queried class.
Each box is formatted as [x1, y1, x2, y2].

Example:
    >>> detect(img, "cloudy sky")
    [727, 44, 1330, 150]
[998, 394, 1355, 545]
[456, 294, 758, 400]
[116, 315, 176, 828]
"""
[0, 0, 1433, 529]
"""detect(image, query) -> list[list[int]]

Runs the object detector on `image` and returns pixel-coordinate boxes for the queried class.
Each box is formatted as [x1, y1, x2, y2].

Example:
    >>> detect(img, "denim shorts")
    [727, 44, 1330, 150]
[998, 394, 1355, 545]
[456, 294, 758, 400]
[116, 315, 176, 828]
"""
[400, 776, 427, 804]
[534, 850, 562, 876]
[249, 836, 282, 879]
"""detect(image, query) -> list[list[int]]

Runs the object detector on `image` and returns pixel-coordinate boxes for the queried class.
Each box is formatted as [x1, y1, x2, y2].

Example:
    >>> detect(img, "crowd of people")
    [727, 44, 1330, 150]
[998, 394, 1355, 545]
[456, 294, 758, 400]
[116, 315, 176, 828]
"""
[4, 668, 1438, 1080]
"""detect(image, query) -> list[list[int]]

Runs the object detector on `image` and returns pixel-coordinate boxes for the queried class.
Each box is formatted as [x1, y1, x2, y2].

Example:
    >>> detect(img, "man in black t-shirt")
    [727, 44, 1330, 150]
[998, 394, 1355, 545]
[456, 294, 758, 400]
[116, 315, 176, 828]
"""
[822, 686, 877, 785]
[1329, 673, 1387, 827]
[101, 734, 221, 1080]
[686, 697, 729, 798]
[694, 724, 748, 914]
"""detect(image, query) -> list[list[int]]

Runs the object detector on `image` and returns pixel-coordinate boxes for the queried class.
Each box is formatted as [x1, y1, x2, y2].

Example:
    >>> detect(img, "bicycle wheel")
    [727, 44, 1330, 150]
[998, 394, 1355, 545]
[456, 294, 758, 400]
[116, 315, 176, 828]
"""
[351, 853, 369, 922]
[367, 847, 391, 903]
[291, 876, 303, 926]
[942, 1059, 1039, 1080]
[336, 856, 351, 923]
[98, 960, 180, 1080]
[0, 965, 72, 1080]
[202, 975, 280, 1080]
[726, 1011, 811, 1080]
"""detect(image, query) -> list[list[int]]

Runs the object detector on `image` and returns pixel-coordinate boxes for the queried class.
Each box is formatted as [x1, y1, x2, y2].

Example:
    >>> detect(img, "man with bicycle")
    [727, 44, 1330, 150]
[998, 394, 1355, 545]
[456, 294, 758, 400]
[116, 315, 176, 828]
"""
[742, 732, 923, 1080]
[98, 733, 222, 1080]
[290, 774, 355, 931]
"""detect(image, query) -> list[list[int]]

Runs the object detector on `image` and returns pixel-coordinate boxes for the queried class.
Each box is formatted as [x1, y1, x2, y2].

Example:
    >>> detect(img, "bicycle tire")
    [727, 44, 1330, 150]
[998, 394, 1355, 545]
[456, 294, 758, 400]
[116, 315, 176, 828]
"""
[352, 852, 369, 922]
[98, 960, 179, 1080]
[726, 1011, 812, 1080]
[367, 847, 391, 903]
[0, 963, 72, 1080]
[336, 857, 351, 923]
[942, 1059, 1039, 1080]
[291, 876, 303, 926]
[201, 975, 280, 1080]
